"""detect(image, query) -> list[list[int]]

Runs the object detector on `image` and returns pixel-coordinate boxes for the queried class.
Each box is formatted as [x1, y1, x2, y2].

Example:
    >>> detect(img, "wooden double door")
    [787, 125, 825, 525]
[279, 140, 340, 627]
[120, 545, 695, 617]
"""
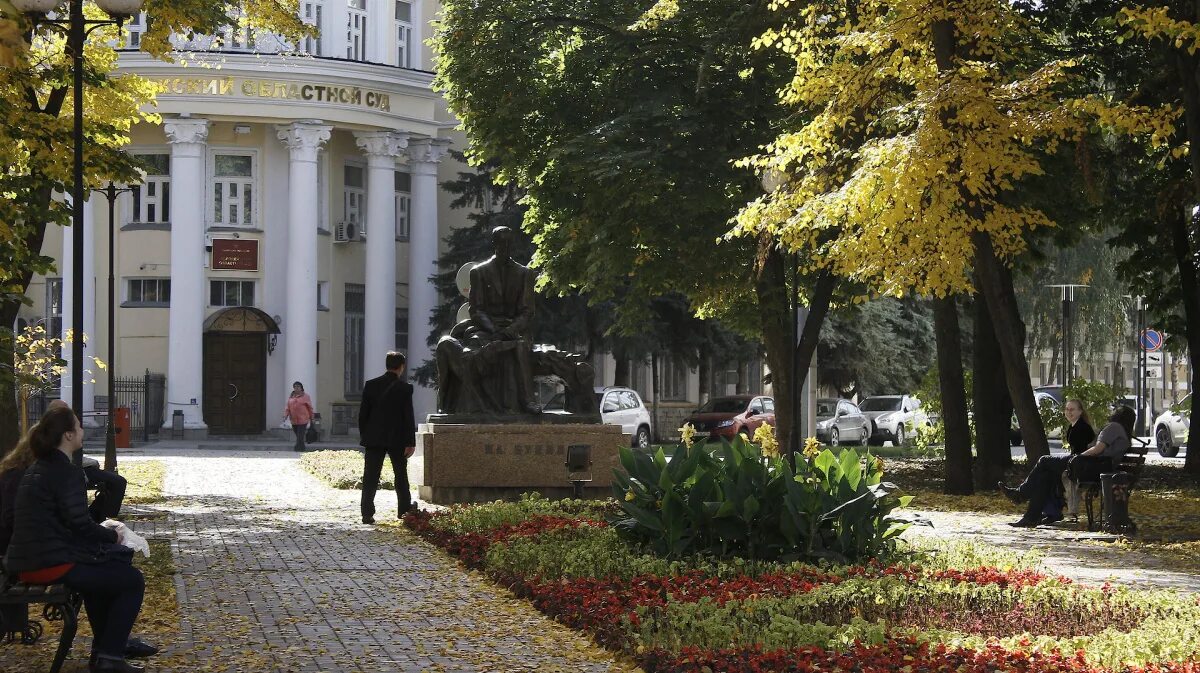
[203, 333, 267, 435]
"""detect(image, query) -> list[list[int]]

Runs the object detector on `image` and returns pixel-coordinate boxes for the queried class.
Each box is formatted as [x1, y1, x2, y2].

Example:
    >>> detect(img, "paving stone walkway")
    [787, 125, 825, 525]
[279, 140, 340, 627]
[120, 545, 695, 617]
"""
[110, 452, 635, 673]
[906, 509, 1200, 592]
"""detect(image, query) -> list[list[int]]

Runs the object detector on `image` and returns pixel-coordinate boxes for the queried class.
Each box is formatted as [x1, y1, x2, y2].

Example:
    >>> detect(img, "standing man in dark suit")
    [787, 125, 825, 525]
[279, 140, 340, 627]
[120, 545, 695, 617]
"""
[358, 351, 417, 524]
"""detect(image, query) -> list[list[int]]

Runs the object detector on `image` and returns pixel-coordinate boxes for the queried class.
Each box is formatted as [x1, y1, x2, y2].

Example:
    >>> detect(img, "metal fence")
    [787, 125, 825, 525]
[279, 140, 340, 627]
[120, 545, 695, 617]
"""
[23, 370, 165, 444]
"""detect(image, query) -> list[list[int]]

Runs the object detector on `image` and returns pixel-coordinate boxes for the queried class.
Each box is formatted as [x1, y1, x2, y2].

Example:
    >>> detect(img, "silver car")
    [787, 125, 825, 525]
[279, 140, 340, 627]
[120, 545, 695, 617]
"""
[1154, 393, 1190, 458]
[859, 395, 929, 447]
[815, 398, 871, 446]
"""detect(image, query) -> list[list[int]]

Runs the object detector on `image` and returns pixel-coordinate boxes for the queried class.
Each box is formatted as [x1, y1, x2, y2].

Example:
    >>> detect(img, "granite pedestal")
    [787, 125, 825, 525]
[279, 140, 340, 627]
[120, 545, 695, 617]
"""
[417, 423, 629, 504]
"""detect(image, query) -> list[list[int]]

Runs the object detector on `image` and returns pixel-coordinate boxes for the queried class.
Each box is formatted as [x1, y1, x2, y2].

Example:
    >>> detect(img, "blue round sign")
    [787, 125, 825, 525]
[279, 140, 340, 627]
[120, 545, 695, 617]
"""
[1139, 329, 1164, 352]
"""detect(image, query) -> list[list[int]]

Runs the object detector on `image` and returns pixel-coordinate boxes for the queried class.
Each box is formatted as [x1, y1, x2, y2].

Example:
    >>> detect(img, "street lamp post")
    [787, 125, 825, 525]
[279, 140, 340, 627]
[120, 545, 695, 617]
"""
[1046, 284, 1088, 386]
[98, 180, 135, 471]
[12, 0, 144, 464]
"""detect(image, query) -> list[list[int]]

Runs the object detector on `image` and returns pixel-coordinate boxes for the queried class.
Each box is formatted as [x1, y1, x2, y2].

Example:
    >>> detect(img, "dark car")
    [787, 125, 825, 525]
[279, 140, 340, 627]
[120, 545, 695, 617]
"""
[686, 395, 776, 440]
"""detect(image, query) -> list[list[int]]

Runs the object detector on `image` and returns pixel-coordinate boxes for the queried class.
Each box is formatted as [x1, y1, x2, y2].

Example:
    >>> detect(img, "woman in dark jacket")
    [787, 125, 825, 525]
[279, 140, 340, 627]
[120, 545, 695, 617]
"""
[1001, 405, 1133, 528]
[3, 407, 147, 673]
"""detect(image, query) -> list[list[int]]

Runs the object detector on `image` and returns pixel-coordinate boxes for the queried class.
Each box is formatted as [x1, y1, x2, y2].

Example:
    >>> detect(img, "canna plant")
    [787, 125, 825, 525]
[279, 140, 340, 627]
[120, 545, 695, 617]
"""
[611, 432, 912, 562]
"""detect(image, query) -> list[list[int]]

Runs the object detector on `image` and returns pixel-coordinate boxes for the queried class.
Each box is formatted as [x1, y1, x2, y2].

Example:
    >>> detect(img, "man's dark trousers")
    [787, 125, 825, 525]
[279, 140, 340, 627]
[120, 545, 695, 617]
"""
[361, 446, 411, 520]
[84, 465, 127, 522]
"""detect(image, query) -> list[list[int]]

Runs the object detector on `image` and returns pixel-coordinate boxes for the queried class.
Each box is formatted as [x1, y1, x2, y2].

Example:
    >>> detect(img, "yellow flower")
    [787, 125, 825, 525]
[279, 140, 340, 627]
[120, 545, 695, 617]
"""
[802, 436, 822, 460]
[753, 423, 780, 459]
[625, 489, 636, 502]
[678, 422, 697, 449]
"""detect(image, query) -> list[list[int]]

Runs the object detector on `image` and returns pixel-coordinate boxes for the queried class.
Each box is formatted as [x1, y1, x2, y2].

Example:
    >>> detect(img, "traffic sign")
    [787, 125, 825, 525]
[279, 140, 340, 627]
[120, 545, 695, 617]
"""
[1146, 366, 1164, 379]
[1147, 353, 1164, 366]
[1140, 329, 1164, 352]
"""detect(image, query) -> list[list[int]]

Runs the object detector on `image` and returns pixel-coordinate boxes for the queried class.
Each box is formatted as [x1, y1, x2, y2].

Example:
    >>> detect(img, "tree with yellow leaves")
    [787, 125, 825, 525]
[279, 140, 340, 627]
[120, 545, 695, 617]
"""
[731, 0, 1172, 482]
[0, 1, 308, 453]
[9, 323, 104, 435]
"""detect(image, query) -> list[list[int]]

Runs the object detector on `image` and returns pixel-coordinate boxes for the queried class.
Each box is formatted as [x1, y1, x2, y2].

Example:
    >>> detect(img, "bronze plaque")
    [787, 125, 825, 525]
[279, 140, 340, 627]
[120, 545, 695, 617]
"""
[211, 239, 259, 271]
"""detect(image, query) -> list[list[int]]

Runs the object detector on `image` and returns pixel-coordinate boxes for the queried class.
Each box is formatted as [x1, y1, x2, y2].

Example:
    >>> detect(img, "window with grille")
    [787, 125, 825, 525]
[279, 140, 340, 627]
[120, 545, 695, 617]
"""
[395, 0, 413, 67]
[209, 280, 255, 307]
[130, 153, 170, 224]
[394, 171, 411, 240]
[213, 154, 254, 227]
[347, 0, 366, 61]
[301, 0, 323, 55]
[126, 278, 171, 307]
[343, 164, 365, 232]
[345, 284, 365, 396]
[125, 12, 148, 49]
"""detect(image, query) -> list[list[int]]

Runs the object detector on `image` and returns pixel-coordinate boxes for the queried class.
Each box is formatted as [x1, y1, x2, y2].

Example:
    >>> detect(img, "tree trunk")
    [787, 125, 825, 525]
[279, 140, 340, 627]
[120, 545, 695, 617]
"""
[613, 355, 631, 388]
[756, 238, 795, 455]
[698, 344, 711, 405]
[973, 296, 1013, 489]
[934, 296, 973, 494]
[1170, 43, 1200, 476]
[972, 233, 1050, 460]
[0, 324, 17, 458]
[736, 360, 748, 395]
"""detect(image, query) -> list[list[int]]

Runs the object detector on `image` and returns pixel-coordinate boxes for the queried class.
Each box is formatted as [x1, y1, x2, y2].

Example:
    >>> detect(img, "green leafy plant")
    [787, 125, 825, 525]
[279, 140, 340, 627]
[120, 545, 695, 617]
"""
[610, 435, 912, 562]
[1039, 379, 1126, 439]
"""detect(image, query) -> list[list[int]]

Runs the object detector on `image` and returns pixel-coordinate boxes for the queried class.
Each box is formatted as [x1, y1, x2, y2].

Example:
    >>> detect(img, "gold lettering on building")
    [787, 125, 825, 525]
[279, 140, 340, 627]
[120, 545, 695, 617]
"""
[151, 76, 391, 111]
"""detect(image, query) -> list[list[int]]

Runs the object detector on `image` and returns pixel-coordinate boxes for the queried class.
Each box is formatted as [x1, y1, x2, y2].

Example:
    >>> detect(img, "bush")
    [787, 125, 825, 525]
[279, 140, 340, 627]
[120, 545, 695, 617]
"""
[1040, 378, 1126, 438]
[300, 449, 391, 490]
[610, 435, 912, 563]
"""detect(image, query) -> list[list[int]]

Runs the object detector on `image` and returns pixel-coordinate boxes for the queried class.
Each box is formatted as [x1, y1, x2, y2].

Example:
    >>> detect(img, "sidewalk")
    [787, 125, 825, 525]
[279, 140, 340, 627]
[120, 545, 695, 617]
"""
[3, 450, 633, 673]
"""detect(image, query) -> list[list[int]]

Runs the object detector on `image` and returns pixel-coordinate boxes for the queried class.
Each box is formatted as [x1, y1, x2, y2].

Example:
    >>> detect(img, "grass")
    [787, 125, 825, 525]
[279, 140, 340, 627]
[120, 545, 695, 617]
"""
[0, 539, 179, 670]
[300, 449, 394, 490]
[122, 460, 166, 504]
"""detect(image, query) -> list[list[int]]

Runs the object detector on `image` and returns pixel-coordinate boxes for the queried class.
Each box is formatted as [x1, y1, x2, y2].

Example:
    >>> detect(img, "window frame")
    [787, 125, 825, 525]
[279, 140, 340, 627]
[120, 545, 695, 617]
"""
[394, 170, 411, 241]
[347, 0, 367, 62]
[300, 0, 324, 55]
[394, 0, 413, 67]
[124, 278, 171, 308]
[208, 149, 259, 229]
[127, 151, 171, 225]
[342, 161, 366, 234]
[208, 279, 256, 308]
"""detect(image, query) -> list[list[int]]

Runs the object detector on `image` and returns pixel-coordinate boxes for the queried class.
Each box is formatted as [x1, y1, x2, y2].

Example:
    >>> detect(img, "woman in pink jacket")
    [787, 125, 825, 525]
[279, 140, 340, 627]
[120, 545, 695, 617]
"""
[283, 382, 314, 452]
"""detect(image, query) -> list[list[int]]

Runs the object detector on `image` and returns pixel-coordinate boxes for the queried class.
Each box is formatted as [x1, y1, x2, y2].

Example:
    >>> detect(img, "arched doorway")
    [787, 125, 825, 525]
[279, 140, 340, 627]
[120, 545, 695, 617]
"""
[202, 307, 280, 435]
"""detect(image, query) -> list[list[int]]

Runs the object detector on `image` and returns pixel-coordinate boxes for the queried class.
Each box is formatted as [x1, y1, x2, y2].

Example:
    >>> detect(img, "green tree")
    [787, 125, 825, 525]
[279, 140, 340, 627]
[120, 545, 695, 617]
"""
[817, 297, 935, 399]
[432, 0, 808, 447]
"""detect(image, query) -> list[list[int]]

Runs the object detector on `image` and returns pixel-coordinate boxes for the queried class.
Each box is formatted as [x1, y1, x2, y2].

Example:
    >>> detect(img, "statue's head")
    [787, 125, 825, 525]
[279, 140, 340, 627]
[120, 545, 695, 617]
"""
[491, 226, 514, 260]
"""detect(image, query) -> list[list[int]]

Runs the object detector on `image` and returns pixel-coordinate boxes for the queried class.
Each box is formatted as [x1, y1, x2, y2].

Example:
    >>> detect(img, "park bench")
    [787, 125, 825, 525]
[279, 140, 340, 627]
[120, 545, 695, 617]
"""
[0, 577, 82, 673]
[1079, 446, 1147, 535]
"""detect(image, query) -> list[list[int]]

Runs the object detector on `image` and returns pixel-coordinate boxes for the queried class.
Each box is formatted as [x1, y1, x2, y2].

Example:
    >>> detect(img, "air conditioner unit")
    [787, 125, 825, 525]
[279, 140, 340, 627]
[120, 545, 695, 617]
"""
[334, 221, 364, 243]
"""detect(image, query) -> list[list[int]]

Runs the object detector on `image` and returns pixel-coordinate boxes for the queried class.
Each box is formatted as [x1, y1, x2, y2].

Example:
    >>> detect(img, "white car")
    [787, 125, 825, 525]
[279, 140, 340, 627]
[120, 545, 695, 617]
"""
[595, 387, 653, 449]
[1154, 394, 1190, 458]
[858, 395, 930, 446]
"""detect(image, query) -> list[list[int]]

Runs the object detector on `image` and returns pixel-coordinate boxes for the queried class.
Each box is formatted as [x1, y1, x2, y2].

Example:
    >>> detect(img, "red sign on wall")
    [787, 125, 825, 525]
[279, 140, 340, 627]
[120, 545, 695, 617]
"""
[211, 238, 259, 271]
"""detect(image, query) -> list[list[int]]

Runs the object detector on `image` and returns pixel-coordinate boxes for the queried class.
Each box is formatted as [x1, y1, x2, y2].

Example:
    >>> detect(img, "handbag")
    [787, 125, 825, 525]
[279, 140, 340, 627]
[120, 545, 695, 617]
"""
[305, 424, 318, 444]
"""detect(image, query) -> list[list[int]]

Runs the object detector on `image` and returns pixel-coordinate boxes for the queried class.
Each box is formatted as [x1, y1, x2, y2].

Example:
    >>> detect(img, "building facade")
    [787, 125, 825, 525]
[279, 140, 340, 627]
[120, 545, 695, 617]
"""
[18, 0, 477, 436]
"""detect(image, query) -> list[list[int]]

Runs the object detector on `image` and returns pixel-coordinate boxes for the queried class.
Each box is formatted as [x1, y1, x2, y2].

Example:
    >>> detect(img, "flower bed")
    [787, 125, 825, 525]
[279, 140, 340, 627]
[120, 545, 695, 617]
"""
[403, 496, 1200, 673]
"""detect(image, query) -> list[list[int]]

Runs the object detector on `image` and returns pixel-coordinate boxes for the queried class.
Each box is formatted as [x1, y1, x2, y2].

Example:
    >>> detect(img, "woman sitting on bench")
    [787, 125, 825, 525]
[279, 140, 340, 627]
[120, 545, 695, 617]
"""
[2, 407, 153, 673]
[1000, 405, 1135, 528]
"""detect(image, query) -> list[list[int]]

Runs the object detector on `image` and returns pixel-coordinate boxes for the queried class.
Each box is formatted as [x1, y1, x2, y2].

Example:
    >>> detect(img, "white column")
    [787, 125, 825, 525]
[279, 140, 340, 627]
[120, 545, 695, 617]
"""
[355, 131, 408, 379]
[162, 118, 210, 432]
[405, 137, 450, 422]
[277, 121, 332, 407]
[59, 197, 96, 418]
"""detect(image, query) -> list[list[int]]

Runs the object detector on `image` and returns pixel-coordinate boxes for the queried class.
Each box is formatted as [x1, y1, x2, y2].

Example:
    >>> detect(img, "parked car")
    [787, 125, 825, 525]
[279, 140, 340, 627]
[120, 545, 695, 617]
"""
[858, 395, 930, 447]
[544, 386, 653, 448]
[1154, 393, 1191, 458]
[1010, 391, 1061, 446]
[815, 398, 871, 447]
[1035, 385, 1064, 404]
[685, 395, 776, 441]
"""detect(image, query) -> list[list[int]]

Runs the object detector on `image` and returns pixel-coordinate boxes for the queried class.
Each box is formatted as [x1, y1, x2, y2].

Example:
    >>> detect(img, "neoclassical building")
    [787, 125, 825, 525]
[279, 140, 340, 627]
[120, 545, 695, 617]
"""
[19, 0, 471, 436]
